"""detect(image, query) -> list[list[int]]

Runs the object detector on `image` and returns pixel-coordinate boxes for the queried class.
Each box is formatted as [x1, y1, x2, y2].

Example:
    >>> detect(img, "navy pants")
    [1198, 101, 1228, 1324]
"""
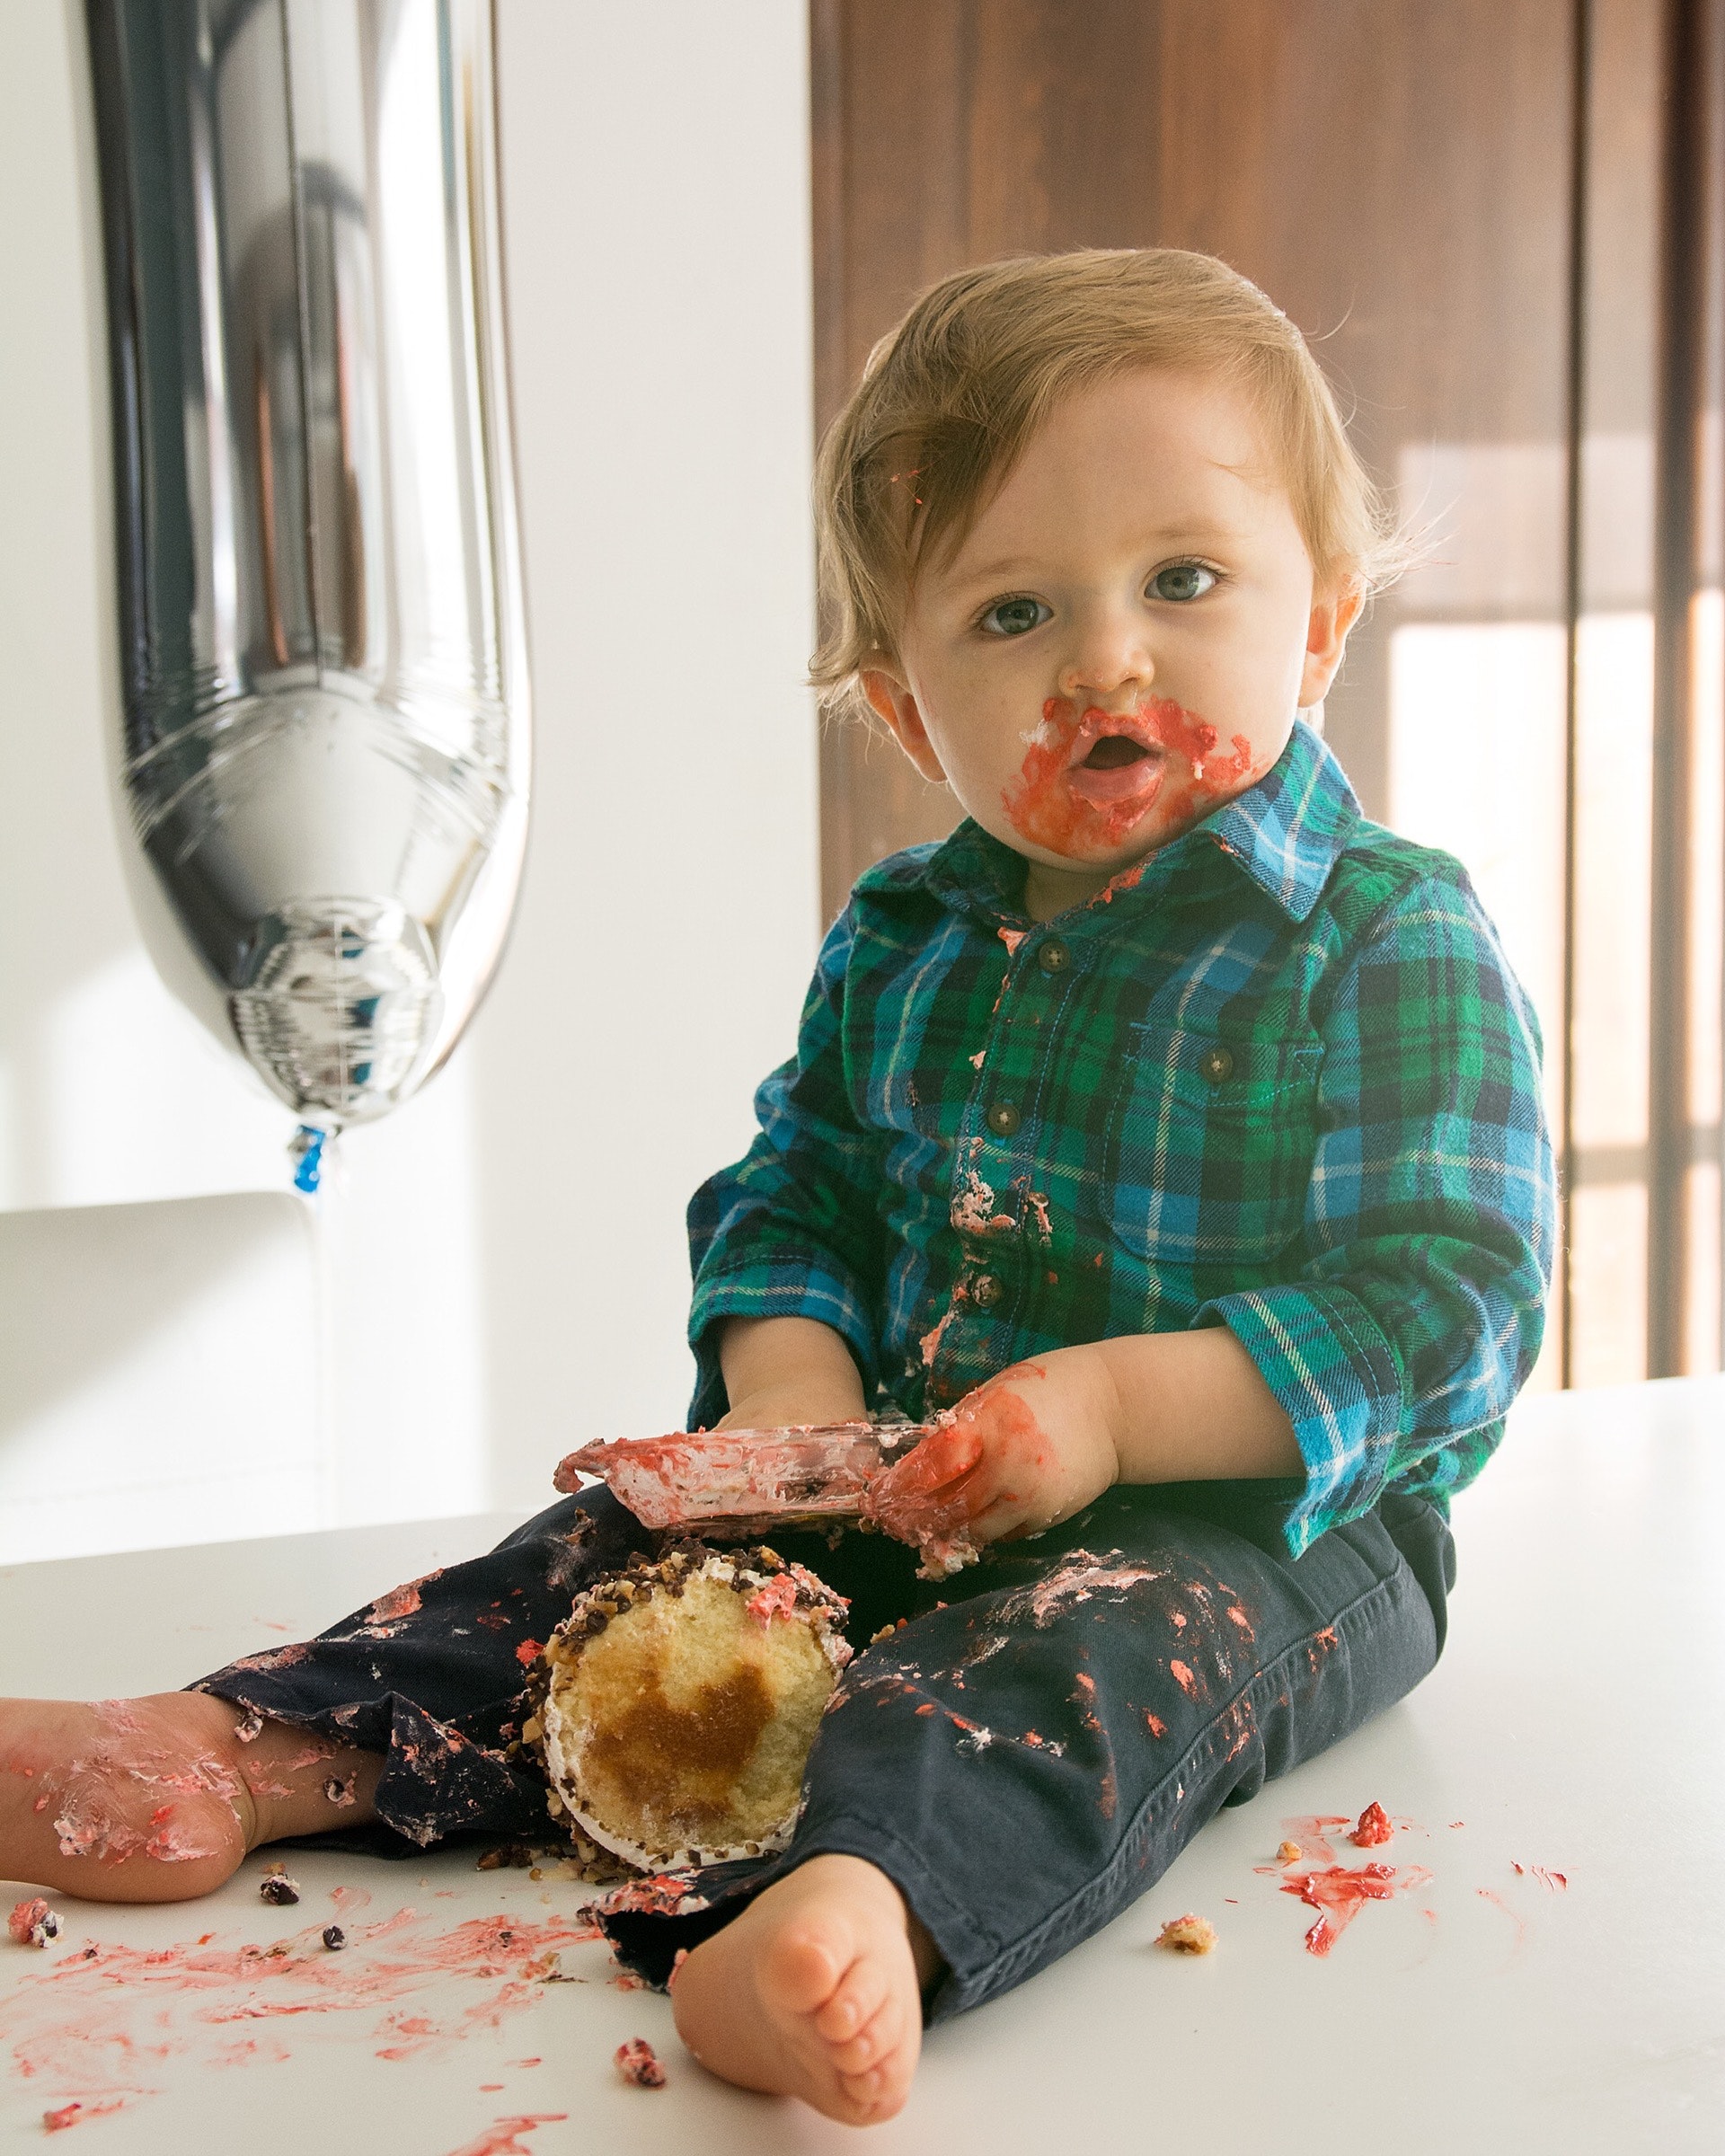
[197, 1482, 1452, 2021]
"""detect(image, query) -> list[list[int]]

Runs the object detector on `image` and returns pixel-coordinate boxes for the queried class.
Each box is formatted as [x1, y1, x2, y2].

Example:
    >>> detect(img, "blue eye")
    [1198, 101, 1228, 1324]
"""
[980, 596, 1051, 637]
[1150, 562, 1217, 603]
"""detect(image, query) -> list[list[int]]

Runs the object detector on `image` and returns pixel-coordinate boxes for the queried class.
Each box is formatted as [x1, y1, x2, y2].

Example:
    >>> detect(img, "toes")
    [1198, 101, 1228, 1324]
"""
[812, 1953, 889, 2043]
[761, 1920, 848, 2018]
[840, 2065, 886, 2113]
[826, 1989, 904, 2075]
[838, 2056, 912, 2125]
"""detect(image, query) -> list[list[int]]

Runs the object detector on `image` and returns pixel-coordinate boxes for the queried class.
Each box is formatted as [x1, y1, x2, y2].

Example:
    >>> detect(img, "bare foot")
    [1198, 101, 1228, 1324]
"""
[672, 1853, 942, 2125]
[0, 1693, 381, 1904]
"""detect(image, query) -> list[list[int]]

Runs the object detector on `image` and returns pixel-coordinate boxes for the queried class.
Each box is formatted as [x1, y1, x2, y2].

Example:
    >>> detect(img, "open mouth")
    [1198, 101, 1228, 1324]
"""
[1081, 735, 1154, 772]
[1065, 714, 1168, 807]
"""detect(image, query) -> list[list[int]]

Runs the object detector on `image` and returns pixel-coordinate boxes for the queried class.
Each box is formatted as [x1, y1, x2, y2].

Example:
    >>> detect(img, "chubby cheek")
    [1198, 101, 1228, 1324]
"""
[1000, 694, 1257, 859]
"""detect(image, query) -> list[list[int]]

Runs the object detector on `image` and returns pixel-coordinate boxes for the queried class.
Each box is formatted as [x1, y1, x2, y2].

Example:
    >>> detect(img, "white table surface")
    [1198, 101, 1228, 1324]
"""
[2, 1376, 1721, 2153]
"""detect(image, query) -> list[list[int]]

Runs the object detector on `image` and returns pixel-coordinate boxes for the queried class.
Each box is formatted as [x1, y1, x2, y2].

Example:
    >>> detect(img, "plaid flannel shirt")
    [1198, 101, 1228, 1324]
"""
[687, 718, 1555, 1558]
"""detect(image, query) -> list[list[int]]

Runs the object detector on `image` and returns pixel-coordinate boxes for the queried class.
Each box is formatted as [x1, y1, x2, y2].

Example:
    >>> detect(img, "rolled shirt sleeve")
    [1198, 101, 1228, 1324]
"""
[1199, 873, 1557, 1557]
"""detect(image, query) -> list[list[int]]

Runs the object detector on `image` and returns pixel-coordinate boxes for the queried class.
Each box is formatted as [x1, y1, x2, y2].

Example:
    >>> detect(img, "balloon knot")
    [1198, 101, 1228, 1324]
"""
[290, 1125, 327, 1195]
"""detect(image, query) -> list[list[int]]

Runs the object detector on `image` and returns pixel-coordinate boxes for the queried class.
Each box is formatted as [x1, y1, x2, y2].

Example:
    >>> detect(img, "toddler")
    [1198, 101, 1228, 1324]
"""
[0, 250, 1554, 2127]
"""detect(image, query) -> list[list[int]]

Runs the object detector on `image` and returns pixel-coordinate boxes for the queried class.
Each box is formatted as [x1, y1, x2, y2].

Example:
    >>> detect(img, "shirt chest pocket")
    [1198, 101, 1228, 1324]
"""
[1095, 1029, 1322, 1270]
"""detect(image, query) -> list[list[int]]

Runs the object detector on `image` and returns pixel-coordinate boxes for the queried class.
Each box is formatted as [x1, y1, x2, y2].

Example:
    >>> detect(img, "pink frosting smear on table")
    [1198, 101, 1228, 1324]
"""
[1476, 1886, 1529, 1956]
[442, 2117, 570, 2156]
[1279, 1861, 1435, 1955]
[43, 2099, 127, 2132]
[4, 1903, 605, 2128]
[1275, 1814, 1354, 1866]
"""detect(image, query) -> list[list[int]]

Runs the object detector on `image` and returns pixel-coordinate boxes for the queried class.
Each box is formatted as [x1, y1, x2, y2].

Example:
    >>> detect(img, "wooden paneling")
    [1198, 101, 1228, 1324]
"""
[1567, 0, 1725, 1383]
[1566, 0, 1661, 1390]
[1648, 0, 1725, 1372]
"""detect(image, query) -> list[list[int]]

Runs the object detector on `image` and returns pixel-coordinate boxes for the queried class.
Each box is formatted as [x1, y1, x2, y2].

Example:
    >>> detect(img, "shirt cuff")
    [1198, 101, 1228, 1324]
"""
[686, 1261, 879, 1432]
[1198, 1283, 1407, 1558]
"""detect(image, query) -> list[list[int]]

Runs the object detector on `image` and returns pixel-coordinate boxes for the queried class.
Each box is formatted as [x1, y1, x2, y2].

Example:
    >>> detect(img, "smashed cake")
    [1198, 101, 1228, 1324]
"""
[523, 1543, 852, 1870]
[554, 1422, 981, 1579]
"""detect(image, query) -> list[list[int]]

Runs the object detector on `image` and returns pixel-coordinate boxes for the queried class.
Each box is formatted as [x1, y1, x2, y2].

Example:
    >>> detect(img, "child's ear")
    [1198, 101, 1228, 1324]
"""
[862, 667, 948, 783]
[1298, 584, 1366, 709]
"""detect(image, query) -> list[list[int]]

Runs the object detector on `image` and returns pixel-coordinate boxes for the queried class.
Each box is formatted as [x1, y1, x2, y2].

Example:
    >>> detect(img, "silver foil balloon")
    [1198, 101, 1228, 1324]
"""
[85, 0, 530, 1145]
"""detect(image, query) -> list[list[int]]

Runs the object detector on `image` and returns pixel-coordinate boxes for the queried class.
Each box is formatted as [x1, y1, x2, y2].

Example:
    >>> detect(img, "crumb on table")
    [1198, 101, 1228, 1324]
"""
[258, 1864, 301, 1906]
[8, 1896, 62, 1948]
[615, 2037, 667, 2088]
[1155, 1913, 1217, 1955]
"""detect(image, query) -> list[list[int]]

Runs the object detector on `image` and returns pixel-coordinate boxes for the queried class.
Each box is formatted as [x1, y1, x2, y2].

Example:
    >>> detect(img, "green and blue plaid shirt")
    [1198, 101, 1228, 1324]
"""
[688, 719, 1555, 1558]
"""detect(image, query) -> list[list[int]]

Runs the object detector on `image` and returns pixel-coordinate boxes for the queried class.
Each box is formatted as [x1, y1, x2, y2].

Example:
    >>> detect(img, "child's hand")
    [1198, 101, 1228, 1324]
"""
[871, 1350, 1124, 1551]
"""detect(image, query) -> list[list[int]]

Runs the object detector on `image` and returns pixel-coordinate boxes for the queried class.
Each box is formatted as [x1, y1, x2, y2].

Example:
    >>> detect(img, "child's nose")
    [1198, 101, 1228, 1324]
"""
[1057, 609, 1154, 702]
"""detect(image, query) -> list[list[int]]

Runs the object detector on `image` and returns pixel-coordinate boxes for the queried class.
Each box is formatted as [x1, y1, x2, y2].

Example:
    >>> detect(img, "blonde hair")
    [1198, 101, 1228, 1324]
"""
[811, 248, 1404, 720]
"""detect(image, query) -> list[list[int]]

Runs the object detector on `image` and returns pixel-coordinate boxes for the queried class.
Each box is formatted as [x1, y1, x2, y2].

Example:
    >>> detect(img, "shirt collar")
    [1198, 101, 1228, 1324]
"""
[1202, 716, 1361, 922]
[902, 716, 1359, 931]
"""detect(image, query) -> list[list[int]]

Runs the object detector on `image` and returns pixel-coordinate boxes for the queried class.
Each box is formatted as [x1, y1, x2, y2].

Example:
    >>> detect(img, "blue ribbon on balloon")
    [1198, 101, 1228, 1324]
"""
[290, 1126, 328, 1197]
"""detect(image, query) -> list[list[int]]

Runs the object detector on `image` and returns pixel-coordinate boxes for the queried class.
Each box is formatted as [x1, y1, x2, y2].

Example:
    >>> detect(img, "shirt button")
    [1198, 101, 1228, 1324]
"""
[971, 1273, 1004, 1309]
[986, 1100, 1022, 1137]
[1037, 938, 1070, 975]
[1200, 1045, 1235, 1085]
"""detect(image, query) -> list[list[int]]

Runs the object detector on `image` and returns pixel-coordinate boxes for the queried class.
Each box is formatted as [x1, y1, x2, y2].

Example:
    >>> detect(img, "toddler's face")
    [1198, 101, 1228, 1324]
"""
[863, 367, 1359, 917]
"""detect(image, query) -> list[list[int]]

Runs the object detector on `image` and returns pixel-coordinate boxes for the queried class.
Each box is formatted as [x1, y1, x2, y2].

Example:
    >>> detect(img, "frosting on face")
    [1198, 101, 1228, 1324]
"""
[1001, 693, 1256, 861]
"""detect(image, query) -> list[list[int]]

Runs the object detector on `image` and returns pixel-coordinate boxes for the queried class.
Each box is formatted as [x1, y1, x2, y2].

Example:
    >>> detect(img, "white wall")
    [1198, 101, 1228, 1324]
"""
[0, 0, 819, 1544]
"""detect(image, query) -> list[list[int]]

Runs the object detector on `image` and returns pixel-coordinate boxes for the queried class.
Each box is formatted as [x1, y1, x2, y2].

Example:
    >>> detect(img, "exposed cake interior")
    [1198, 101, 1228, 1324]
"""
[530, 1545, 851, 1870]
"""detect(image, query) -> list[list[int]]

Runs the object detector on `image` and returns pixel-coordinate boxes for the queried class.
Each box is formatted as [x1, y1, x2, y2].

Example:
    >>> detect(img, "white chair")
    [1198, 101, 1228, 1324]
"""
[0, 1192, 323, 1565]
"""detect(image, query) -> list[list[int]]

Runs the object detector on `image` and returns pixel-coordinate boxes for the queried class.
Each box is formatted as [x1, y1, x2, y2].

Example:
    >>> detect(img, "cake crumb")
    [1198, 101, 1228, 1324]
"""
[615, 2037, 667, 2088]
[1155, 1913, 1217, 1955]
[259, 1866, 301, 1906]
[477, 1842, 536, 1870]
[1349, 1800, 1393, 1848]
[1276, 1840, 1304, 1864]
[8, 1896, 61, 1948]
